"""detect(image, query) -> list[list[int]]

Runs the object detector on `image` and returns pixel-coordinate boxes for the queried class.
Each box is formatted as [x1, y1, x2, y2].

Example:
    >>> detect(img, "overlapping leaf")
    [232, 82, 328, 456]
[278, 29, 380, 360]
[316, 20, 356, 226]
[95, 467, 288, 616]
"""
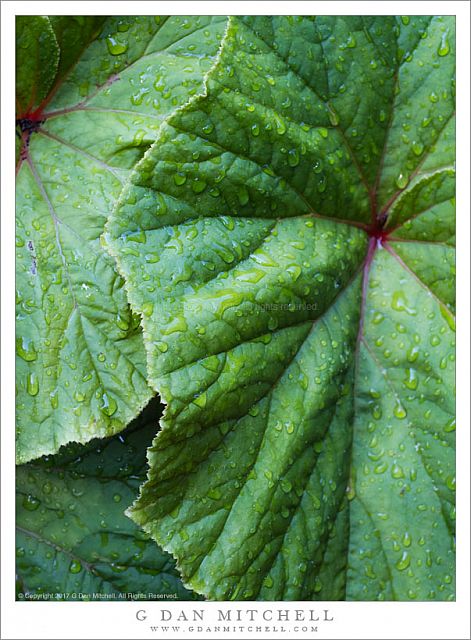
[16, 398, 199, 600]
[16, 15, 227, 462]
[107, 16, 455, 600]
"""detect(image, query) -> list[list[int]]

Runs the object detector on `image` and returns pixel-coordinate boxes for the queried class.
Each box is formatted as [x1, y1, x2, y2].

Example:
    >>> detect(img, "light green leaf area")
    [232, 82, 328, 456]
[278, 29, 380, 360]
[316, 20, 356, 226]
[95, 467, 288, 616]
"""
[16, 398, 200, 600]
[107, 16, 455, 600]
[16, 16, 227, 463]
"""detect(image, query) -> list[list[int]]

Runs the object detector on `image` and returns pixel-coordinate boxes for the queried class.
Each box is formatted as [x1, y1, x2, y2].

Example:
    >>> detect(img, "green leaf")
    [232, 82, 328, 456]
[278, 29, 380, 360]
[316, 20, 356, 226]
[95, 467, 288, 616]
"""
[48, 17, 107, 83]
[16, 16, 227, 462]
[16, 398, 199, 600]
[107, 16, 455, 600]
[16, 17, 59, 114]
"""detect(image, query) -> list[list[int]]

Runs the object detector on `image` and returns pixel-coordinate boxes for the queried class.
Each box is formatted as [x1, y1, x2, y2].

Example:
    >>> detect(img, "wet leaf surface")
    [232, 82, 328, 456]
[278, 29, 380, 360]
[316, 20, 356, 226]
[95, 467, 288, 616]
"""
[107, 16, 455, 601]
[16, 397, 200, 600]
[16, 16, 227, 462]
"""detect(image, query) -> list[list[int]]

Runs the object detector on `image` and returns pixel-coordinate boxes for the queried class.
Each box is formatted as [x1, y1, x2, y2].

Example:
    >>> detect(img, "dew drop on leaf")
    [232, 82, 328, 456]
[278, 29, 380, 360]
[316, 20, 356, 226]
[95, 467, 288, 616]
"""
[106, 35, 128, 56]
[99, 392, 117, 417]
[174, 172, 187, 186]
[141, 301, 154, 317]
[16, 336, 37, 361]
[69, 560, 82, 574]
[437, 31, 450, 57]
[402, 531, 412, 547]
[395, 173, 409, 189]
[22, 494, 40, 511]
[326, 102, 339, 126]
[393, 401, 407, 419]
[403, 368, 418, 390]
[26, 372, 39, 396]
[395, 551, 411, 571]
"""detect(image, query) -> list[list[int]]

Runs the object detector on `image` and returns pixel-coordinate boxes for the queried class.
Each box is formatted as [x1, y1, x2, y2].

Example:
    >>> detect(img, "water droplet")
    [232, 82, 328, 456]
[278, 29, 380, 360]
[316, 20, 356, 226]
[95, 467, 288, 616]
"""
[288, 148, 300, 167]
[155, 341, 168, 353]
[402, 531, 412, 547]
[446, 475, 455, 491]
[395, 551, 411, 571]
[49, 389, 59, 409]
[127, 229, 146, 244]
[113, 493, 122, 503]
[274, 116, 286, 135]
[406, 345, 419, 362]
[391, 463, 405, 479]
[142, 301, 154, 317]
[162, 315, 188, 335]
[393, 401, 407, 419]
[16, 336, 37, 361]
[437, 30, 450, 57]
[193, 392, 207, 408]
[286, 264, 302, 281]
[106, 36, 128, 56]
[39, 482, 52, 498]
[72, 390, 85, 404]
[346, 35, 357, 48]
[372, 405, 382, 420]
[392, 291, 417, 315]
[374, 462, 388, 474]
[439, 305, 455, 331]
[116, 313, 129, 331]
[174, 172, 187, 186]
[403, 368, 418, 390]
[117, 20, 130, 32]
[131, 87, 150, 106]
[280, 479, 292, 493]
[251, 123, 260, 137]
[99, 392, 117, 417]
[207, 487, 221, 500]
[201, 123, 214, 135]
[192, 179, 207, 194]
[326, 102, 339, 126]
[69, 560, 82, 574]
[412, 141, 424, 156]
[22, 494, 40, 511]
[346, 482, 356, 501]
[444, 417, 455, 433]
[395, 173, 409, 189]
[237, 186, 250, 206]
[26, 372, 39, 396]
[263, 575, 274, 588]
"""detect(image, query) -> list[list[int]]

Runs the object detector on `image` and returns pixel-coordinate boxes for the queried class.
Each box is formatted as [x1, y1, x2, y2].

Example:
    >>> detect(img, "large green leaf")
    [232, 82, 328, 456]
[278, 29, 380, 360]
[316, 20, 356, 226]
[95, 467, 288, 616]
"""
[16, 15, 227, 462]
[106, 16, 455, 600]
[16, 398, 199, 600]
